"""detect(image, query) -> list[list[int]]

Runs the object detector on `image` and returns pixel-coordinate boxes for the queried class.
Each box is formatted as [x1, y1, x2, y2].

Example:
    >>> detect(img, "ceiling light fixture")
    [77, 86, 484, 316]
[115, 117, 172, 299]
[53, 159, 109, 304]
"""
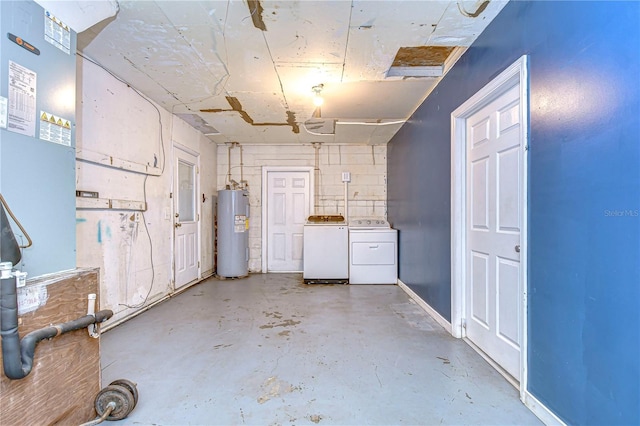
[311, 84, 324, 118]
[312, 84, 324, 107]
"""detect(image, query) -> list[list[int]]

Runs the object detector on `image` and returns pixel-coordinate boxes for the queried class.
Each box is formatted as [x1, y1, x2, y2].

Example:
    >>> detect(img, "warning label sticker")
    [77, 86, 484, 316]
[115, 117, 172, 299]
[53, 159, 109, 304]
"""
[44, 10, 71, 54]
[39, 110, 71, 146]
[234, 215, 246, 233]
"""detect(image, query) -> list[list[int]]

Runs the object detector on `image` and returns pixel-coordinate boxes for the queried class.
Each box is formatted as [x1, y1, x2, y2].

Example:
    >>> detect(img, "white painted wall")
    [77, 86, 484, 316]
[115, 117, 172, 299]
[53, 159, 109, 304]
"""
[76, 57, 217, 325]
[217, 144, 387, 272]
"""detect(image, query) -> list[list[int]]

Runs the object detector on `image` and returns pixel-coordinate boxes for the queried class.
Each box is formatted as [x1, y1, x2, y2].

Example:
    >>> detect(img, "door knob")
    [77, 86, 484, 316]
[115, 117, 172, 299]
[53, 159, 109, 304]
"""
[175, 223, 182, 228]
[515, 245, 520, 253]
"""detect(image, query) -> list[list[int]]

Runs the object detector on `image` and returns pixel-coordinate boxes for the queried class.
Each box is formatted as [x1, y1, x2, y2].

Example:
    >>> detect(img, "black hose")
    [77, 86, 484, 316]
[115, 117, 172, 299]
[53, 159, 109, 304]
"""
[0, 274, 22, 378]
[1, 275, 113, 380]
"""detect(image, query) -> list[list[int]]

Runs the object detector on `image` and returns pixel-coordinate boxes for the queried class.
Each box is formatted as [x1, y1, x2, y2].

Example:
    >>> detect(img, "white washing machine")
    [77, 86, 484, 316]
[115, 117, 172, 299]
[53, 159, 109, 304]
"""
[348, 219, 398, 284]
[303, 215, 348, 284]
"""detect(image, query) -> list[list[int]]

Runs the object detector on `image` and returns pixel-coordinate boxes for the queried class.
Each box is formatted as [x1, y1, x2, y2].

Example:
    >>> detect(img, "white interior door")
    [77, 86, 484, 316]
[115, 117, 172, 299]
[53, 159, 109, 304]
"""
[266, 171, 310, 272]
[465, 82, 522, 381]
[174, 147, 200, 289]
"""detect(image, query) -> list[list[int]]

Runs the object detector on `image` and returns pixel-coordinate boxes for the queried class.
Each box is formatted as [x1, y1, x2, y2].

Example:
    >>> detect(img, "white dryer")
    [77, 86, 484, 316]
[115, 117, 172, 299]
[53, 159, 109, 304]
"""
[348, 219, 398, 285]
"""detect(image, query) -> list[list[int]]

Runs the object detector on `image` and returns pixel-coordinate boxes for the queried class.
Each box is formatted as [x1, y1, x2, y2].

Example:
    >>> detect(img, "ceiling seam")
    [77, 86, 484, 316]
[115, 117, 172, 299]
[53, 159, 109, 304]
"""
[340, 0, 354, 83]
[427, 2, 455, 44]
[155, 2, 230, 103]
[261, 30, 290, 110]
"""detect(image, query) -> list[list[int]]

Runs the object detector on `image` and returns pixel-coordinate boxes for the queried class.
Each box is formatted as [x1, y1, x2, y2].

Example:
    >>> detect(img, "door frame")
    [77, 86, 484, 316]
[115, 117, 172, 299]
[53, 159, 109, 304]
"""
[261, 166, 315, 273]
[172, 142, 202, 289]
[450, 55, 529, 396]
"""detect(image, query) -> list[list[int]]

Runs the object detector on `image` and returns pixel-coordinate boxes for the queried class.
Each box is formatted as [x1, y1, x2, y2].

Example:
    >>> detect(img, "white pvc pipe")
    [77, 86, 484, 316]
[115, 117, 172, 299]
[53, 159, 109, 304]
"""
[344, 181, 349, 223]
[87, 293, 99, 338]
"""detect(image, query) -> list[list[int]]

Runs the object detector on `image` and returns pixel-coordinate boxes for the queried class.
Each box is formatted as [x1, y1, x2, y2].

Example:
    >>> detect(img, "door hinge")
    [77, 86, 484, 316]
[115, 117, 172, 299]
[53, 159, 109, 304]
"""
[169, 192, 173, 199]
[198, 261, 200, 268]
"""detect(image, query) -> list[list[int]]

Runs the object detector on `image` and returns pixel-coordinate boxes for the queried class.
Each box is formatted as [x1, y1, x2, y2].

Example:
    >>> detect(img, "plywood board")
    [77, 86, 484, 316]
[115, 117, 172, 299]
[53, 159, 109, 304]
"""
[0, 269, 102, 426]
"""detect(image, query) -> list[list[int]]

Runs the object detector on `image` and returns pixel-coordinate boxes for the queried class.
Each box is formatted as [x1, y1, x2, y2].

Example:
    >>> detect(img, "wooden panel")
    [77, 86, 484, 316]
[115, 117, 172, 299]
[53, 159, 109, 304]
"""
[0, 268, 102, 425]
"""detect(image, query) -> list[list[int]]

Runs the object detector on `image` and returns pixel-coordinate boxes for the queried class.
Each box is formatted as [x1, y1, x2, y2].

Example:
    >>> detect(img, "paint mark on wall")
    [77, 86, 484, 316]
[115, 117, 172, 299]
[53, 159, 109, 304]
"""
[97, 220, 102, 243]
[119, 213, 139, 243]
[17, 284, 48, 315]
[76, 218, 87, 223]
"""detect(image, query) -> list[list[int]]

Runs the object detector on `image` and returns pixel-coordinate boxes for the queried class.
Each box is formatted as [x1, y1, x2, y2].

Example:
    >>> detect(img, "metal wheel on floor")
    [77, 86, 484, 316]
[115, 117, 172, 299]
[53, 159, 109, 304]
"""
[109, 379, 139, 408]
[94, 384, 135, 421]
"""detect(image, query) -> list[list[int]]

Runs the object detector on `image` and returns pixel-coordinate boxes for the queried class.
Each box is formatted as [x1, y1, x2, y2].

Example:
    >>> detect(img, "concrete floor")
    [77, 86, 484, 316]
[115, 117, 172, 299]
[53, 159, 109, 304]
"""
[101, 274, 542, 425]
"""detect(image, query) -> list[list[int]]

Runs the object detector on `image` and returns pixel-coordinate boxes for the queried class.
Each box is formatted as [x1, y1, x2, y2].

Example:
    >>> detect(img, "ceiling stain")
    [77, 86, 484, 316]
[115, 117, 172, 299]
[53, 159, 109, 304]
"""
[458, 0, 491, 18]
[201, 97, 299, 134]
[391, 46, 456, 67]
[247, 0, 267, 31]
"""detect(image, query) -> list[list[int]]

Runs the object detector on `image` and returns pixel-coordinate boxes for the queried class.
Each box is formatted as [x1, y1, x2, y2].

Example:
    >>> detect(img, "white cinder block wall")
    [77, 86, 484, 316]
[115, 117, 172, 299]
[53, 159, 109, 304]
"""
[217, 144, 387, 272]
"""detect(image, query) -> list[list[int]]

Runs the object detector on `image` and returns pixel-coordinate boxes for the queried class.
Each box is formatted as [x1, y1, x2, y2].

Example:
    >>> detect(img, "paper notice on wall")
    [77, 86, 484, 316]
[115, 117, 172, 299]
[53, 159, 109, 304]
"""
[235, 215, 247, 233]
[8, 61, 37, 137]
[17, 284, 48, 315]
[44, 10, 71, 54]
[0, 97, 7, 129]
[40, 111, 71, 146]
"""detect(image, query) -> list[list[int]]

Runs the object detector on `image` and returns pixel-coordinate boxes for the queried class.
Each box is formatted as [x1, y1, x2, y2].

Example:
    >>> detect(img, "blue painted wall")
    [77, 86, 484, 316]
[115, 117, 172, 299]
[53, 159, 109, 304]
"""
[387, 1, 639, 424]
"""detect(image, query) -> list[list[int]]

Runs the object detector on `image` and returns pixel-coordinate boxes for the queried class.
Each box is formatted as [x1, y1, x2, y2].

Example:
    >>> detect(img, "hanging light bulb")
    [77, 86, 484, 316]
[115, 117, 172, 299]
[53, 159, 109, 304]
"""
[312, 84, 324, 107]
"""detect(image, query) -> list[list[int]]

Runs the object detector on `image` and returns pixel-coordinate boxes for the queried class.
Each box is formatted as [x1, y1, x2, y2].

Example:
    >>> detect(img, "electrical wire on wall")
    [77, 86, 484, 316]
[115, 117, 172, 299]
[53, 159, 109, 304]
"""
[77, 52, 165, 310]
[119, 174, 156, 310]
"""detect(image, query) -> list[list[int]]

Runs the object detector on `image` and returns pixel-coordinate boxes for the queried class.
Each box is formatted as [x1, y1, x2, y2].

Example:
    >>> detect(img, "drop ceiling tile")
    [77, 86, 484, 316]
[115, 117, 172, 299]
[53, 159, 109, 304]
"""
[231, 92, 288, 123]
[154, 0, 228, 27]
[334, 122, 378, 144]
[369, 122, 405, 144]
[261, 1, 352, 63]
[342, 1, 451, 81]
[320, 80, 436, 120]
[427, 0, 509, 45]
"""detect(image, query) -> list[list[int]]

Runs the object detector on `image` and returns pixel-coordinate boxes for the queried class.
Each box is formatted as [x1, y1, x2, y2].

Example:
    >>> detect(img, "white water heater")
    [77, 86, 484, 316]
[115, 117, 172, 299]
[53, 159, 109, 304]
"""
[217, 190, 249, 278]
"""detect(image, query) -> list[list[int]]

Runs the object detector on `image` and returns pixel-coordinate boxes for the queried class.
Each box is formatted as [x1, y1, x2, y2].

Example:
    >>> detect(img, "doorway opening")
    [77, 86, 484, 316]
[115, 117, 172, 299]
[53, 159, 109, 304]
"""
[450, 55, 529, 394]
[261, 167, 314, 273]
[173, 143, 201, 289]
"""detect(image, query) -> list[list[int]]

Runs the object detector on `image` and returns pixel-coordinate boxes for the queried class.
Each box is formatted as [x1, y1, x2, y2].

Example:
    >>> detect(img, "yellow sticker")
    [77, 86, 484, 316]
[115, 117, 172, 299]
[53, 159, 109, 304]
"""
[245, 219, 249, 230]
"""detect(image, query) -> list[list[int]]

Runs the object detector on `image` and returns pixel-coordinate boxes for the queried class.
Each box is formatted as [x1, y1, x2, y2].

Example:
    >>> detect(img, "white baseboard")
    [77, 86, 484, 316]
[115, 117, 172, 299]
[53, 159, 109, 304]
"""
[523, 391, 565, 426]
[397, 279, 452, 334]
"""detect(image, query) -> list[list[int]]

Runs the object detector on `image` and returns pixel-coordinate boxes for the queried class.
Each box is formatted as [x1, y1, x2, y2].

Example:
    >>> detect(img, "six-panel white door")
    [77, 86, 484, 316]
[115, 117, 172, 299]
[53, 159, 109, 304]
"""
[266, 171, 310, 272]
[466, 83, 522, 381]
[174, 147, 200, 289]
